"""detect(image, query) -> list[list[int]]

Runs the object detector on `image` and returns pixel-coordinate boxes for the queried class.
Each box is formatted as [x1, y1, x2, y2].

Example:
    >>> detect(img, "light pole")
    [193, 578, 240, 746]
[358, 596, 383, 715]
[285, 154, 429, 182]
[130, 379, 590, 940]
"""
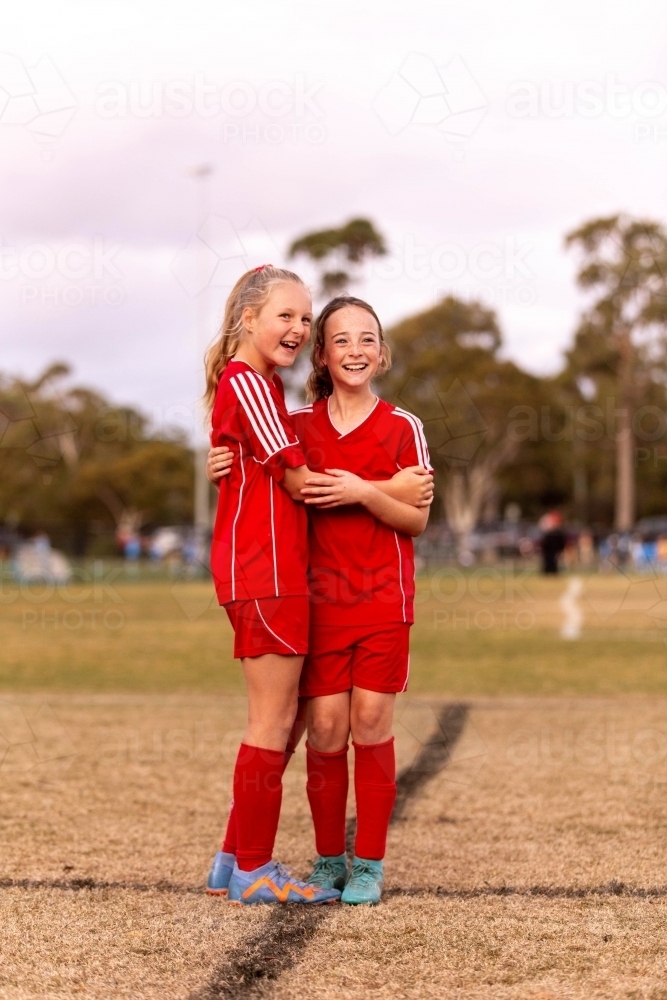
[188, 164, 214, 561]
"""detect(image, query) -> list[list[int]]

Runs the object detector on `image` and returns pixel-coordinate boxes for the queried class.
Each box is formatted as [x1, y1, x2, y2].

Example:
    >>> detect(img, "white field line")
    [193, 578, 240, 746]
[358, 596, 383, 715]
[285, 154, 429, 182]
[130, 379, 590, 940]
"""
[560, 576, 583, 640]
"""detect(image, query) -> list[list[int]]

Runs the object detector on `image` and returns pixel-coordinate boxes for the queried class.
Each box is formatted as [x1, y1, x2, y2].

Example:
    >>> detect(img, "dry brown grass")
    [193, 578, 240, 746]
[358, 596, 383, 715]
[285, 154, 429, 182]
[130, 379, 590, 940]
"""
[2, 695, 667, 998]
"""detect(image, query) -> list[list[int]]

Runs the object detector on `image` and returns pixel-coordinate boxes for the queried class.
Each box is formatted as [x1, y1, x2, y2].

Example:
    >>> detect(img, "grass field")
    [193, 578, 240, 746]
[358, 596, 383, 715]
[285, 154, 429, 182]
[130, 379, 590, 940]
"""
[1, 568, 667, 694]
[2, 571, 667, 998]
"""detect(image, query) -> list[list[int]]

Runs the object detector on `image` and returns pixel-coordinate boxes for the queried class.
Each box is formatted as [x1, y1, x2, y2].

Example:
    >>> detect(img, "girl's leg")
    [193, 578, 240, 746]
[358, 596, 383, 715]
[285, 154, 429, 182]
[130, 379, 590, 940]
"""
[242, 653, 304, 748]
[307, 692, 351, 752]
[350, 689, 397, 861]
[306, 693, 351, 857]
[231, 653, 303, 871]
[221, 696, 307, 855]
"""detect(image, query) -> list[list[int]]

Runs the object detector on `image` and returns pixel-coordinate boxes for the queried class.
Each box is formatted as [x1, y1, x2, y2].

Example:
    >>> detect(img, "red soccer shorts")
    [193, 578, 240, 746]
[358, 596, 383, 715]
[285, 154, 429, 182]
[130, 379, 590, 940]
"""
[224, 596, 310, 659]
[300, 622, 411, 697]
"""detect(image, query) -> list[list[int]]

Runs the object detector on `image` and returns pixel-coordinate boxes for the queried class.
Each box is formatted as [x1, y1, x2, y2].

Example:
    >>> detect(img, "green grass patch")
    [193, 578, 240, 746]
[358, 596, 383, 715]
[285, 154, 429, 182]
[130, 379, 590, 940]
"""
[1, 571, 666, 695]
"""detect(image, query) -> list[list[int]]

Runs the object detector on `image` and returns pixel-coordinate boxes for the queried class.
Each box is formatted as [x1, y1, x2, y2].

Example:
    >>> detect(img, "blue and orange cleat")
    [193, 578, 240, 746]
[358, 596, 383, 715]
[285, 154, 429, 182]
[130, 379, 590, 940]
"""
[206, 850, 236, 896]
[306, 853, 348, 891]
[227, 860, 341, 906]
[341, 857, 384, 905]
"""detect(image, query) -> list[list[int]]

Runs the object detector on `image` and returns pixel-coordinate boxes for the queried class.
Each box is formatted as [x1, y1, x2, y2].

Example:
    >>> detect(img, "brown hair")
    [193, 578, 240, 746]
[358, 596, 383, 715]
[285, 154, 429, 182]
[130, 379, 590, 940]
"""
[306, 295, 391, 402]
[203, 265, 307, 413]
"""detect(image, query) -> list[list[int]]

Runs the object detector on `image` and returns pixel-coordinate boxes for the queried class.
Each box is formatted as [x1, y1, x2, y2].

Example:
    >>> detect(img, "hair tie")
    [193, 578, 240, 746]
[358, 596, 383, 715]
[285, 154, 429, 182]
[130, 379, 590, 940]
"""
[254, 263, 273, 272]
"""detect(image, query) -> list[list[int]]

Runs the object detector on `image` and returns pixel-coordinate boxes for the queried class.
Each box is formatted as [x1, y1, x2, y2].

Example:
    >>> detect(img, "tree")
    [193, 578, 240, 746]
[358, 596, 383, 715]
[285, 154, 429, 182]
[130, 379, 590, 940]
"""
[381, 296, 546, 552]
[288, 218, 387, 297]
[0, 365, 194, 553]
[67, 441, 194, 538]
[565, 215, 667, 530]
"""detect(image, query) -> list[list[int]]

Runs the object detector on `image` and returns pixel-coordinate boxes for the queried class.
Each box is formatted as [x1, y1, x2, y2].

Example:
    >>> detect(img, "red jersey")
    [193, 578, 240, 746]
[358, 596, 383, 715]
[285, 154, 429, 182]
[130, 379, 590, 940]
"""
[291, 397, 432, 626]
[210, 360, 308, 604]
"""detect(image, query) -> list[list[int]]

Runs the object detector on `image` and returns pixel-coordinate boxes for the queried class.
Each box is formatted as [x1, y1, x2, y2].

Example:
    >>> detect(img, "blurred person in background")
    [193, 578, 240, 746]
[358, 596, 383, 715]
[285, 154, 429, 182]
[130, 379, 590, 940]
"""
[539, 511, 566, 575]
[657, 535, 667, 571]
[577, 529, 595, 569]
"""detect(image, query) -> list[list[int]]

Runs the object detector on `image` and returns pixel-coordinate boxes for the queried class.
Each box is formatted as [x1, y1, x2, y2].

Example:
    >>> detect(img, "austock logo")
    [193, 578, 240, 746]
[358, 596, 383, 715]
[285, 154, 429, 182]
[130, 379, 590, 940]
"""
[395, 701, 487, 789]
[373, 53, 488, 152]
[0, 236, 124, 308]
[171, 216, 280, 298]
[395, 376, 487, 467]
[94, 74, 326, 145]
[0, 702, 76, 778]
[0, 54, 77, 158]
[583, 571, 667, 631]
[0, 375, 77, 479]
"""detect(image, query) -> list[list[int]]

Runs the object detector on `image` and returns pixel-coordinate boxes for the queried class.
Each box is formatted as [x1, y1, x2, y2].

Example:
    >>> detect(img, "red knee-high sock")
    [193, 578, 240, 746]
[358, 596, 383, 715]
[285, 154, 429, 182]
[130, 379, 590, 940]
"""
[230, 744, 285, 871]
[353, 737, 396, 861]
[221, 746, 295, 856]
[221, 802, 238, 856]
[306, 742, 349, 857]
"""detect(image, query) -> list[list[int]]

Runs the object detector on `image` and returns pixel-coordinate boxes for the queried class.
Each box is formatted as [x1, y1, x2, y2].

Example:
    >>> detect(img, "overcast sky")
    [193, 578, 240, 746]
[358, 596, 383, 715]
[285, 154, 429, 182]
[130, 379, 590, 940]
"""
[2, 0, 667, 438]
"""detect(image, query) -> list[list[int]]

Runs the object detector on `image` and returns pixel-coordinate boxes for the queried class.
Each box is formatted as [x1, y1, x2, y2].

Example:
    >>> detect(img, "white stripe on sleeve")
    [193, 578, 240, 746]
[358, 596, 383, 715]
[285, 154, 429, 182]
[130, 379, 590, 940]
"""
[230, 376, 277, 457]
[237, 372, 288, 451]
[238, 372, 286, 453]
[416, 419, 431, 470]
[249, 372, 292, 449]
[394, 408, 431, 469]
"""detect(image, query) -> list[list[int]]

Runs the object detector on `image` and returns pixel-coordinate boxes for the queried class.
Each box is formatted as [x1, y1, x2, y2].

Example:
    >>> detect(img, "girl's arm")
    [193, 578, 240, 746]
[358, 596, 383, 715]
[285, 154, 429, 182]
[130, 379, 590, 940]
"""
[207, 447, 432, 508]
[354, 467, 433, 507]
[282, 465, 337, 499]
[300, 469, 429, 537]
[205, 448, 328, 495]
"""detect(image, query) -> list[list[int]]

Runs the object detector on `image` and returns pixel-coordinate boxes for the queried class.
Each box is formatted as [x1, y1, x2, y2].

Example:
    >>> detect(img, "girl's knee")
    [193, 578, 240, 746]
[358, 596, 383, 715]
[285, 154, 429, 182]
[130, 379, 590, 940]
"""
[308, 712, 348, 753]
[351, 705, 392, 745]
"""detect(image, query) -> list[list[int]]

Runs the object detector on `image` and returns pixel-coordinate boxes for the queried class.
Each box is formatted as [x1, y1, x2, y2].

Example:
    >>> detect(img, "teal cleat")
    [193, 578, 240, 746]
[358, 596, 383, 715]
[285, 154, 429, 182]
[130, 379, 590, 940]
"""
[227, 860, 341, 906]
[206, 850, 236, 896]
[341, 857, 384, 905]
[306, 853, 348, 891]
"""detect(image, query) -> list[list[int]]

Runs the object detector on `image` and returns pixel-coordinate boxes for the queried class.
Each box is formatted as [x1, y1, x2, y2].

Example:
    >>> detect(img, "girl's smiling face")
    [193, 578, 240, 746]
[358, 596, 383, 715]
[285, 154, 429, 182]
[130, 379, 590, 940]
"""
[242, 282, 312, 369]
[320, 305, 381, 390]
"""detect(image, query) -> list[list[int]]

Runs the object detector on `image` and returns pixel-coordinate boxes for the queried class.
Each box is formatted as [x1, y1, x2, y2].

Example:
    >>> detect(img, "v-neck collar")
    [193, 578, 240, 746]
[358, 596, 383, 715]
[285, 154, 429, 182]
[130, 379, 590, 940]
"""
[326, 395, 380, 438]
[229, 358, 276, 386]
[230, 357, 275, 384]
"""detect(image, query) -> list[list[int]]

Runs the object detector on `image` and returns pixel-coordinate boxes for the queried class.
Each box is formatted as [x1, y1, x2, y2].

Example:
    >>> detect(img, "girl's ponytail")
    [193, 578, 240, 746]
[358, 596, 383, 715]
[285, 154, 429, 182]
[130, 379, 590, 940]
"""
[203, 265, 305, 414]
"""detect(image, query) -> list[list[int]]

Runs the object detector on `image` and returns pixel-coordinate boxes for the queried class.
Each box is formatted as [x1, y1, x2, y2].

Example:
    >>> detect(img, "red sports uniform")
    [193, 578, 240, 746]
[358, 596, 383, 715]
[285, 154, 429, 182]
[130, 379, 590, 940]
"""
[210, 360, 309, 658]
[291, 397, 432, 696]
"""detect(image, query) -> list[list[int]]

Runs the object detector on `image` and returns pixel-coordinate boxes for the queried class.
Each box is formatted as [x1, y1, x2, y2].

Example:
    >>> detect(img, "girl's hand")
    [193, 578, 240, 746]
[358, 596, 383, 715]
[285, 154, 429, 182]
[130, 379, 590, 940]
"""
[390, 466, 434, 507]
[301, 469, 373, 508]
[207, 446, 234, 484]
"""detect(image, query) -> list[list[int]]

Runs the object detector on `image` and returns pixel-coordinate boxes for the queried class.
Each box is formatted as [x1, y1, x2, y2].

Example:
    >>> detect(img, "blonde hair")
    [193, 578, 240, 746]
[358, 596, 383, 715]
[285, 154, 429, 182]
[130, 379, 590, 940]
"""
[306, 295, 392, 402]
[204, 265, 306, 413]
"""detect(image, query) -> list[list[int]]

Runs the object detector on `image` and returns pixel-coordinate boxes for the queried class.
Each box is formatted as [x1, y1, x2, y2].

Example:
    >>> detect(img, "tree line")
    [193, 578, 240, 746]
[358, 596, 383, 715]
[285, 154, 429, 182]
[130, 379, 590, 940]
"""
[0, 364, 193, 554]
[291, 214, 667, 548]
[3, 214, 667, 555]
